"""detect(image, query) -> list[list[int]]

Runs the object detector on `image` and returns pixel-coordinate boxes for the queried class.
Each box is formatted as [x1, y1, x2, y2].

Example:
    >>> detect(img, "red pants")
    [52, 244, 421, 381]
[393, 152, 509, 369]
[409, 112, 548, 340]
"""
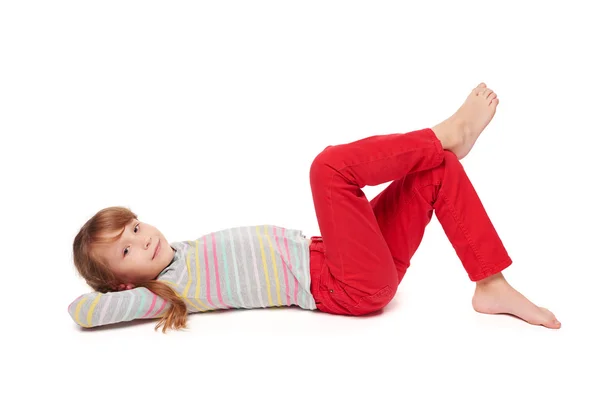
[308, 128, 512, 316]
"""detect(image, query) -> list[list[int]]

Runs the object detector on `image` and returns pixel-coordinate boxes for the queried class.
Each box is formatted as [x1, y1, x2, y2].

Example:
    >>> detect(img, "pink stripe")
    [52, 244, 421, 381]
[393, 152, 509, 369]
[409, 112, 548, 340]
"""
[141, 292, 158, 318]
[150, 298, 167, 318]
[282, 228, 299, 305]
[273, 226, 291, 306]
[211, 232, 230, 309]
[203, 236, 217, 308]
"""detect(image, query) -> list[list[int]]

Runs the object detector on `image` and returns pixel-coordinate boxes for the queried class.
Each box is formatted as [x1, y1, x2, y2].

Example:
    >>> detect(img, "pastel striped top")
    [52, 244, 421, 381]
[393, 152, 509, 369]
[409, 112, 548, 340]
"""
[68, 224, 317, 328]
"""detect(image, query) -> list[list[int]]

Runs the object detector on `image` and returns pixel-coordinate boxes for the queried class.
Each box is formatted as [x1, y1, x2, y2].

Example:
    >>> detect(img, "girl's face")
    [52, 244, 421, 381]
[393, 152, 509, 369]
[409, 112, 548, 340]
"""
[96, 219, 175, 286]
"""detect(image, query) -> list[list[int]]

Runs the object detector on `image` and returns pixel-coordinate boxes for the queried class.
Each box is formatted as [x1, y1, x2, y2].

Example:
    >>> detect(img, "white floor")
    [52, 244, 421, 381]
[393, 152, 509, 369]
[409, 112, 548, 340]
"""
[2, 1, 598, 399]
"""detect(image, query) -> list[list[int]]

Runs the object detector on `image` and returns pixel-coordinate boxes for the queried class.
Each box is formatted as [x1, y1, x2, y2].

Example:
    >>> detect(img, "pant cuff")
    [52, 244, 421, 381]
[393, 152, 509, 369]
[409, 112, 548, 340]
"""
[468, 257, 513, 282]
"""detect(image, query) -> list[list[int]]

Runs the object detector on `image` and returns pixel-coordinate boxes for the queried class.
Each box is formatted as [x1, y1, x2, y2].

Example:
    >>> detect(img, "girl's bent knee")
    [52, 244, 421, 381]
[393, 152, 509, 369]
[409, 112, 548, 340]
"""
[310, 147, 335, 182]
[353, 285, 396, 315]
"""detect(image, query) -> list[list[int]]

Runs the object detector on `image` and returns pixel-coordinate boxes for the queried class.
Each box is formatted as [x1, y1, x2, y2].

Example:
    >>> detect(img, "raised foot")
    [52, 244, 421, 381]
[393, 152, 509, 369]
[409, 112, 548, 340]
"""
[431, 82, 499, 160]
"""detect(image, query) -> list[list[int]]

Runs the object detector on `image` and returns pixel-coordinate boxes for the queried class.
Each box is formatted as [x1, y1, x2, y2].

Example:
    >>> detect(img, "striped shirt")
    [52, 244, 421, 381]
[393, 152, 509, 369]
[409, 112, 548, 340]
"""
[68, 224, 316, 328]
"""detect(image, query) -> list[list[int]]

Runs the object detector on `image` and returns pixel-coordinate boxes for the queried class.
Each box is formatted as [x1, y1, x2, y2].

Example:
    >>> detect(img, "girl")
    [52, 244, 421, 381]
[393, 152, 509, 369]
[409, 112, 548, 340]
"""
[69, 83, 561, 332]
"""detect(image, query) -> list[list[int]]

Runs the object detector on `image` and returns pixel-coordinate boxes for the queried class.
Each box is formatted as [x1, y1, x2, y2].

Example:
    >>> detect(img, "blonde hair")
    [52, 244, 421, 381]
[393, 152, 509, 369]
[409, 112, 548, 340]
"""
[72, 206, 188, 333]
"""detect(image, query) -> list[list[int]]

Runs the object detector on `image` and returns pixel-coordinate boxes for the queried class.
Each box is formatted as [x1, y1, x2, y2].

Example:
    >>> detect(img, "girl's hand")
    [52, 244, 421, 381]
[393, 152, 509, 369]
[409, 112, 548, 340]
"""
[116, 283, 135, 291]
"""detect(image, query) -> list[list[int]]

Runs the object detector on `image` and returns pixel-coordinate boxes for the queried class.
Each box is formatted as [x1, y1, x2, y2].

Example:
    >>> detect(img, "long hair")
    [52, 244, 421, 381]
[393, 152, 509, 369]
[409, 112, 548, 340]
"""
[72, 206, 188, 333]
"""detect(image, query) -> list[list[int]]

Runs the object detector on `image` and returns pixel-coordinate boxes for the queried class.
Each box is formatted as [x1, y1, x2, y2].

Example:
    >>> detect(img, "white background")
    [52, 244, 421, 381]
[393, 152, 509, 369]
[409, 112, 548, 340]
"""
[1, 1, 598, 399]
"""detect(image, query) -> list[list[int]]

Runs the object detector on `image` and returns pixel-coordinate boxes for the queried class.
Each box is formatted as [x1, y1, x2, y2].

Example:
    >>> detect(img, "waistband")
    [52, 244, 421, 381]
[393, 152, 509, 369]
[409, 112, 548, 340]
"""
[309, 236, 324, 250]
[308, 235, 325, 297]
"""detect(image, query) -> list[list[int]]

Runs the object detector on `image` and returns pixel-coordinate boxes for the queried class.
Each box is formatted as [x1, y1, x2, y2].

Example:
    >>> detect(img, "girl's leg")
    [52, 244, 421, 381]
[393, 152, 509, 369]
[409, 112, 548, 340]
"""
[309, 127, 447, 315]
[368, 149, 561, 329]
[370, 149, 512, 285]
[309, 83, 560, 328]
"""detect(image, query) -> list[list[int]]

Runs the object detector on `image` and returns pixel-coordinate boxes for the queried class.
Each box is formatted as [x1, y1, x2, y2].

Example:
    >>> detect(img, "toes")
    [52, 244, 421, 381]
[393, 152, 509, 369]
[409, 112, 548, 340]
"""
[540, 308, 561, 328]
[490, 98, 499, 106]
[545, 320, 561, 329]
[480, 88, 493, 98]
[473, 83, 487, 94]
[475, 87, 488, 97]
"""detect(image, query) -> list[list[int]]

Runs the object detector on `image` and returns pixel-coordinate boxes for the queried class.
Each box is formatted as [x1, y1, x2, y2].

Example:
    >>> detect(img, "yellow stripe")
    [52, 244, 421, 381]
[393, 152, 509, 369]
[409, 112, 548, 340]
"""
[193, 240, 210, 309]
[195, 239, 201, 300]
[178, 248, 210, 311]
[162, 280, 208, 312]
[264, 225, 282, 306]
[186, 298, 208, 312]
[74, 297, 88, 327]
[256, 225, 273, 306]
[182, 250, 193, 297]
[163, 241, 217, 313]
[86, 293, 103, 327]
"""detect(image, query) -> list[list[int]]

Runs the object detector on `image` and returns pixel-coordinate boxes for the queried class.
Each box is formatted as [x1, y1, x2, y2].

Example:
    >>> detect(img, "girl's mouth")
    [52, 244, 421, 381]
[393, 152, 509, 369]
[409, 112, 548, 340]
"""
[153, 239, 161, 260]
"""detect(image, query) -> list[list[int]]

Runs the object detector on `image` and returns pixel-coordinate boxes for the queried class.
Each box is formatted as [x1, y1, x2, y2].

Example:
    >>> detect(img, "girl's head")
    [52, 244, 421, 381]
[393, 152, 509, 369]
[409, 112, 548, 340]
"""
[72, 206, 188, 332]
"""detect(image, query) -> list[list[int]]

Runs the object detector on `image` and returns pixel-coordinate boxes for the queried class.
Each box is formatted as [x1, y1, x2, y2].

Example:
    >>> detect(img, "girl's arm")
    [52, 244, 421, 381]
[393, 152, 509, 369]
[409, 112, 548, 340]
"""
[67, 286, 171, 328]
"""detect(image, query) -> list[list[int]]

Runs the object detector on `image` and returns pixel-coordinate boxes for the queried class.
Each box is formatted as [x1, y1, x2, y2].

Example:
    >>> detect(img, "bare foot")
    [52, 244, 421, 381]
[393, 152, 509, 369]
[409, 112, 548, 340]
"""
[472, 272, 561, 329]
[431, 82, 499, 159]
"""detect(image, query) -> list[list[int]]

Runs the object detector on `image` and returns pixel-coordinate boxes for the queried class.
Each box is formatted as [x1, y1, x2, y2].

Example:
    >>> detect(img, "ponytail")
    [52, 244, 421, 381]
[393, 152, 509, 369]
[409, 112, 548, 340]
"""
[136, 280, 189, 333]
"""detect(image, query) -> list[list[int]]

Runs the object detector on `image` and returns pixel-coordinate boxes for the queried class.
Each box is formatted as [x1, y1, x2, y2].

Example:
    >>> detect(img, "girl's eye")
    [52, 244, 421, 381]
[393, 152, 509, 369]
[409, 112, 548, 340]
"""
[123, 223, 140, 256]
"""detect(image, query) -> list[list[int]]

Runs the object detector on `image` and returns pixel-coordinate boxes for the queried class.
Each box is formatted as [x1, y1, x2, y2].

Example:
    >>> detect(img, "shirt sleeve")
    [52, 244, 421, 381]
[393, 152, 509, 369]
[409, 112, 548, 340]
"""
[67, 286, 171, 328]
